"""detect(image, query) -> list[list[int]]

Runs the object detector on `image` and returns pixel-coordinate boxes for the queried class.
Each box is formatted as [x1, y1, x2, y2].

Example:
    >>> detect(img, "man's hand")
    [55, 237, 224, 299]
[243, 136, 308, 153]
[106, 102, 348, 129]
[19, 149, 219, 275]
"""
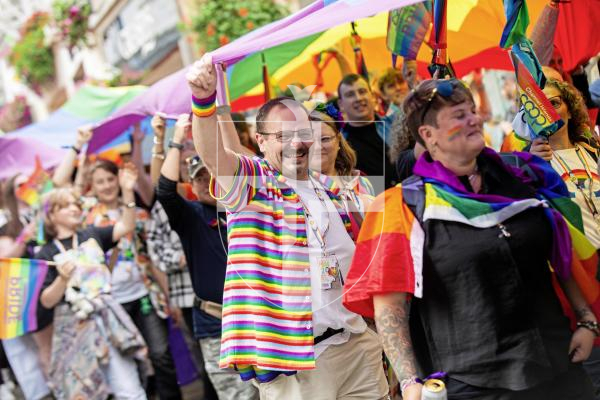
[173, 114, 191, 144]
[170, 306, 183, 328]
[119, 162, 139, 192]
[529, 137, 553, 161]
[151, 113, 167, 140]
[186, 55, 217, 99]
[75, 126, 94, 149]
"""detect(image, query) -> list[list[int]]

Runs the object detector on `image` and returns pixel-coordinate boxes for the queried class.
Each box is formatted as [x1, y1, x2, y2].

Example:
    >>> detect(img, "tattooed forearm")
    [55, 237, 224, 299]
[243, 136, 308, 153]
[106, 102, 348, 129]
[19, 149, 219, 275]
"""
[373, 293, 418, 382]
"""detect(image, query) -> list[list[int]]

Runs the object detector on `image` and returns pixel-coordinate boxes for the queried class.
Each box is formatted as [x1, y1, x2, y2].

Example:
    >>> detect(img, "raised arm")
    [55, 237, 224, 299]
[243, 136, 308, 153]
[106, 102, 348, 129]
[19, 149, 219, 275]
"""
[112, 163, 138, 242]
[217, 113, 257, 157]
[186, 55, 238, 192]
[150, 113, 167, 187]
[53, 126, 92, 187]
[161, 114, 189, 182]
[373, 292, 422, 400]
[131, 124, 154, 207]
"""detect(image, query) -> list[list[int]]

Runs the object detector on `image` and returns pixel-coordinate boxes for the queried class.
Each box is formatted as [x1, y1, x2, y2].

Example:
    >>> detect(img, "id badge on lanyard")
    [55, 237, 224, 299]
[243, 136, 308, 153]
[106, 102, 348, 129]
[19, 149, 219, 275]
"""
[319, 253, 343, 290]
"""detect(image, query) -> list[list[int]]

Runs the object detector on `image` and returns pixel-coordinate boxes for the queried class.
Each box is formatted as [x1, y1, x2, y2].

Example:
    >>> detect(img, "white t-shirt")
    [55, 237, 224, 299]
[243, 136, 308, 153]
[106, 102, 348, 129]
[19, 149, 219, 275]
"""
[551, 146, 600, 248]
[287, 177, 366, 358]
[104, 208, 148, 303]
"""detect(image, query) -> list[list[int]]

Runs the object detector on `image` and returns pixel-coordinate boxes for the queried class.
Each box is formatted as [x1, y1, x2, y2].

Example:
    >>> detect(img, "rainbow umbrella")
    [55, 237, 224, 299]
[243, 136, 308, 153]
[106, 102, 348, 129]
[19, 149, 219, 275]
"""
[9, 85, 146, 149]
[224, 0, 550, 111]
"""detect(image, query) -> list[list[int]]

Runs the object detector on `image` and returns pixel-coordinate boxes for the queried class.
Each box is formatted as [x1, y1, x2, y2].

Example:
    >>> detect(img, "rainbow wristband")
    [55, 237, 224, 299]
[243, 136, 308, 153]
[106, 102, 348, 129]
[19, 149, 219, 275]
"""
[191, 92, 217, 118]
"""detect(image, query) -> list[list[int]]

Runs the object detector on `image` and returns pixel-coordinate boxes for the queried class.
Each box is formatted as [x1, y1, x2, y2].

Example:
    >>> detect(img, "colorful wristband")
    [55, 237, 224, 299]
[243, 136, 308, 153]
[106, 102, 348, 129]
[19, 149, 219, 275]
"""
[191, 93, 217, 118]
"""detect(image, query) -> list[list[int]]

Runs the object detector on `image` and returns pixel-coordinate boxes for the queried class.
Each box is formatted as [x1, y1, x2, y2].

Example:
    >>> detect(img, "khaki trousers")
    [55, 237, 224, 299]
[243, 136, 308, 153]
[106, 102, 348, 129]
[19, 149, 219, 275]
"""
[255, 329, 390, 400]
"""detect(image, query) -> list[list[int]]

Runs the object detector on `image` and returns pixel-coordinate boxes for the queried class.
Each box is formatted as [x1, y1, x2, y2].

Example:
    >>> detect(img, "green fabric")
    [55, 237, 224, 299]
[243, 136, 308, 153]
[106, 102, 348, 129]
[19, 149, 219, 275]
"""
[229, 33, 322, 100]
[62, 85, 147, 119]
[501, 0, 530, 49]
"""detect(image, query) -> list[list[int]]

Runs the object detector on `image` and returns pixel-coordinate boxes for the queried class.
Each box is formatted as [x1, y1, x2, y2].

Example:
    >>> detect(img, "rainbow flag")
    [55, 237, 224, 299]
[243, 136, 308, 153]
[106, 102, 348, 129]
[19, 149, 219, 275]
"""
[0, 258, 49, 339]
[344, 148, 600, 345]
[15, 156, 53, 208]
[386, 2, 432, 60]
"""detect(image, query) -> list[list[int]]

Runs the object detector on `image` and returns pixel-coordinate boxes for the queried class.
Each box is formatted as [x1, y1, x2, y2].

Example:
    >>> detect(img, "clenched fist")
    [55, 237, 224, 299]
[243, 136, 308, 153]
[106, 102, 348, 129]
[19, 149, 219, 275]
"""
[186, 55, 217, 99]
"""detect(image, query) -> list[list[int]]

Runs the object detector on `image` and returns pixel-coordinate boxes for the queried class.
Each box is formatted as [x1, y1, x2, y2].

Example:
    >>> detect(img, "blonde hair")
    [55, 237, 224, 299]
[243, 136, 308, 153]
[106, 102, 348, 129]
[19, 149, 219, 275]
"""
[42, 188, 80, 239]
[309, 110, 357, 176]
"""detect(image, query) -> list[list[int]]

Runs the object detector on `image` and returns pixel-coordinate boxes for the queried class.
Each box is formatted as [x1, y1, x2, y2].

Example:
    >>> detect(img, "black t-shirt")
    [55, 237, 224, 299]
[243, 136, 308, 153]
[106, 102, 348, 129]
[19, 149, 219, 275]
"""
[343, 121, 398, 191]
[396, 148, 417, 183]
[34, 226, 115, 331]
[413, 156, 572, 395]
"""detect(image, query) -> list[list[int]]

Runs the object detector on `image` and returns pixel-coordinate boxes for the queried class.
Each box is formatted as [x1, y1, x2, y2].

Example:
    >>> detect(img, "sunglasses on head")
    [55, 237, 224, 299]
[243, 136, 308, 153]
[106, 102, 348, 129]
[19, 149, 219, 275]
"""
[420, 79, 464, 124]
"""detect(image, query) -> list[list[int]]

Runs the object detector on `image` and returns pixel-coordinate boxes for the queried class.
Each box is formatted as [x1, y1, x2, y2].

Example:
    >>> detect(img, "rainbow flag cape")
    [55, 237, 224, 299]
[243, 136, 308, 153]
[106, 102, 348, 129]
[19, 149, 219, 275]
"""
[0, 258, 49, 339]
[386, 2, 432, 60]
[15, 156, 53, 208]
[344, 149, 600, 343]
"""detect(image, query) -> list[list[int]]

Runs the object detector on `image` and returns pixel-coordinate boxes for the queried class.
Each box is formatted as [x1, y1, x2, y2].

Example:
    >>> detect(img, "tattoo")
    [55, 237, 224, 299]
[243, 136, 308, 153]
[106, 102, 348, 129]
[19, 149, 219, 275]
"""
[374, 298, 418, 382]
[575, 306, 593, 320]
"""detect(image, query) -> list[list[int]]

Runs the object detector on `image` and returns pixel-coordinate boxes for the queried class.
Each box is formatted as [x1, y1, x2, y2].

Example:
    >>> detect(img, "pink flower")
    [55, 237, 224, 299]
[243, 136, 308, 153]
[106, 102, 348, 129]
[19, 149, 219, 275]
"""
[69, 6, 80, 17]
[64, 18, 72, 26]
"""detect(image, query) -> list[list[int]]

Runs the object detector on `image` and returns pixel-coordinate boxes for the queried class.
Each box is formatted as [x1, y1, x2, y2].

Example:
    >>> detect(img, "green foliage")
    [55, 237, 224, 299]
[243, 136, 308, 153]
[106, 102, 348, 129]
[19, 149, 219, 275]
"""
[191, 0, 288, 52]
[53, 0, 92, 48]
[9, 12, 55, 87]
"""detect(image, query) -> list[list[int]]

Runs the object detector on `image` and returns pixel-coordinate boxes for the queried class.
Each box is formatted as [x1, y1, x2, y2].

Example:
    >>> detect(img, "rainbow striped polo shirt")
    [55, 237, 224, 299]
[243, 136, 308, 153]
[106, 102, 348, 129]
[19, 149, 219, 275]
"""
[210, 155, 353, 379]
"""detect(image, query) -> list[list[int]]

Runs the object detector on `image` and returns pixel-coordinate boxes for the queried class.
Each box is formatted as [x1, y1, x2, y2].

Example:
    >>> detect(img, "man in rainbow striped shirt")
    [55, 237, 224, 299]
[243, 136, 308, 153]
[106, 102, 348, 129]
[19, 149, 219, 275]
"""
[186, 55, 390, 399]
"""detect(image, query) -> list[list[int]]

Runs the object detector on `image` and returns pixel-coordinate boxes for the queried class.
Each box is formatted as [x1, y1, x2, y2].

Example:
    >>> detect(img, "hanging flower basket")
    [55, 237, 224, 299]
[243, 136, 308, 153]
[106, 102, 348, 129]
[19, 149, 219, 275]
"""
[9, 12, 55, 88]
[190, 0, 288, 52]
[53, 0, 92, 49]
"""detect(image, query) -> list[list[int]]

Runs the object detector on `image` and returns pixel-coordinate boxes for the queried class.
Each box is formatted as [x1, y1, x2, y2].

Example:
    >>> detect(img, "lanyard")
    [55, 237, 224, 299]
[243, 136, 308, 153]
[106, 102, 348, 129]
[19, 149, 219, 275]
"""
[554, 145, 600, 230]
[295, 177, 330, 253]
[53, 235, 78, 255]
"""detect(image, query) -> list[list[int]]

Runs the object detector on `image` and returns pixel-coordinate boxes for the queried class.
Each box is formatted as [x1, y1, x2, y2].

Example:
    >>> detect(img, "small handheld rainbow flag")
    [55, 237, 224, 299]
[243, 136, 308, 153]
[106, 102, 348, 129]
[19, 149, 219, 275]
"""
[350, 23, 369, 83]
[15, 156, 53, 208]
[0, 258, 50, 339]
[386, 2, 432, 61]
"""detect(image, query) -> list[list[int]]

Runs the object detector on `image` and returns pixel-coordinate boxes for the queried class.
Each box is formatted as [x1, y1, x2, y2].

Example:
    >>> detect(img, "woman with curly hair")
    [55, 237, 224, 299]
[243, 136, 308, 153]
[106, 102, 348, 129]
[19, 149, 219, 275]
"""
[529, 79, 600, 249]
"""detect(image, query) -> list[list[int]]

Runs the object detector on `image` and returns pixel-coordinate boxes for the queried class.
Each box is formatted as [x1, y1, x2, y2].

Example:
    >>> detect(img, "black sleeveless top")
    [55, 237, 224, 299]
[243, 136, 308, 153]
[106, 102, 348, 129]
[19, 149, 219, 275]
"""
[411, 156, 572, 391]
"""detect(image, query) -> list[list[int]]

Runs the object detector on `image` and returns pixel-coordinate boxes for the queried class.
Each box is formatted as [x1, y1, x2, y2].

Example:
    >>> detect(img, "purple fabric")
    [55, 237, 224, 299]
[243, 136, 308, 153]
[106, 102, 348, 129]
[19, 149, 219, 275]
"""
[89, 69, 192, 153]
[168, 319, 199, 386]
[413, 147, 573, 281]
[210, 0, 421, 64]
[216, 0, 327, 66]
[0, 136, 67, 179]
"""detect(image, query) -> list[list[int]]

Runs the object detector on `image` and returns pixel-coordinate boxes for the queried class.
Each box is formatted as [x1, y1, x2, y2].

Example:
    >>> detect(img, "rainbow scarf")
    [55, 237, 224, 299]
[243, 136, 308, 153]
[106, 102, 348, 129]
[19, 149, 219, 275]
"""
[0, 258, 49, 339]
[344, 148, 600, 339]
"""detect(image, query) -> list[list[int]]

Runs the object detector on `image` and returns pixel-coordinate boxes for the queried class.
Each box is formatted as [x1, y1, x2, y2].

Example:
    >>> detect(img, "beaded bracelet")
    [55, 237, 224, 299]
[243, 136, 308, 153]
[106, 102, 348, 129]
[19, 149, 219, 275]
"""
[191, 92, 217, 118]
[577, 320, 600, 336]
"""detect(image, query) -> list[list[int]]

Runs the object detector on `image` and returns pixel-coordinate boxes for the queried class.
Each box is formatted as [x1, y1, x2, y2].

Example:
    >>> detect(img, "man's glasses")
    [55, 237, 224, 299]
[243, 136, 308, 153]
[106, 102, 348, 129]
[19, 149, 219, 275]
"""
[548, 96, 563, 109]
[258, 128, 314, 143]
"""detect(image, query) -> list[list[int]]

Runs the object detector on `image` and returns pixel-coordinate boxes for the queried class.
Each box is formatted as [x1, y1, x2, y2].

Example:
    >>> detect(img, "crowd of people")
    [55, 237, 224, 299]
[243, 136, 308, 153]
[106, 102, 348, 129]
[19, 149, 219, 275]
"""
[2, 1, 600, 400]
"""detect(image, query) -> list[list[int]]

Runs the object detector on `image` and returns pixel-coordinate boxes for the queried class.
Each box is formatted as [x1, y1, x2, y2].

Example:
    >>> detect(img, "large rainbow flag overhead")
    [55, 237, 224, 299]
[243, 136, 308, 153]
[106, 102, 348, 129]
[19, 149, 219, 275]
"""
[0, 258, 49, 339]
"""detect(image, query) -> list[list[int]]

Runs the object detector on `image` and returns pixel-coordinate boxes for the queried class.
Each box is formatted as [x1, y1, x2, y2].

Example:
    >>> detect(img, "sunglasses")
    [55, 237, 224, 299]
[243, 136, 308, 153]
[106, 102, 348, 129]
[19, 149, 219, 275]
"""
[420, 79, 464, 124]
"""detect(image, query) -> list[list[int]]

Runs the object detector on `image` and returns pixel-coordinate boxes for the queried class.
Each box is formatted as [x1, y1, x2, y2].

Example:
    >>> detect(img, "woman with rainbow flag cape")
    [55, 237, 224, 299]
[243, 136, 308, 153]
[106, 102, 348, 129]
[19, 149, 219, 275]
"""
[35, 168, 149, 399]
[343, 79, 599, 400]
